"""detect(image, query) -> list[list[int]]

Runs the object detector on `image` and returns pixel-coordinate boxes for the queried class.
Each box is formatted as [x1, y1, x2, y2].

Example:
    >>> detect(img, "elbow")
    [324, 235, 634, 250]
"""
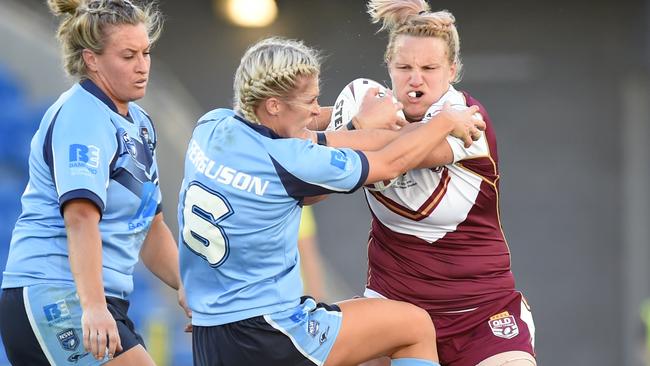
[63, 200, 101, 229]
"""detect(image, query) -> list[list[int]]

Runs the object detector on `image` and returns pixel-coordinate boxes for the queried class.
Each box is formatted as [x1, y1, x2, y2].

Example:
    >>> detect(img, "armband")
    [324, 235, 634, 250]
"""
[316, 132, 327, 146]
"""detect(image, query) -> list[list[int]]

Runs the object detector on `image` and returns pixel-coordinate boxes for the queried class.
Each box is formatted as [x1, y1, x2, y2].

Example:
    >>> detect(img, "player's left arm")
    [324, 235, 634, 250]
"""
[140, 213, 191, 319]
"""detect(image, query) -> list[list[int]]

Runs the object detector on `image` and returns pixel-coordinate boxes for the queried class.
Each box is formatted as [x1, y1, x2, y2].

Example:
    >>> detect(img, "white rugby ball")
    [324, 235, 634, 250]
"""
[327, 78, 401, 191]
[327, 78, 404, 131]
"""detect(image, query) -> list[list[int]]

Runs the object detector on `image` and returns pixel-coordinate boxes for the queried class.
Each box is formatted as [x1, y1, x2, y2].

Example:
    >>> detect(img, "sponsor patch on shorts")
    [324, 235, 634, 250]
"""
[488, 311, 519, 339]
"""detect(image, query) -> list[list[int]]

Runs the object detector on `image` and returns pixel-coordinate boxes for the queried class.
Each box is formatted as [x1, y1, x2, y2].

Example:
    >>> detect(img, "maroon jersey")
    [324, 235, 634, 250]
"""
[364, 88, 516, 337]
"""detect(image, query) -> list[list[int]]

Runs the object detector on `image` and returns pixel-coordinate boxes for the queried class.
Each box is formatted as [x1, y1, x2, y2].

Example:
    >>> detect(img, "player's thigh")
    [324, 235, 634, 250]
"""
[358, 356, 390, 366]
[325, 297, 434, 366]
[106, 344, 155, 366]
[476, 351, 536, 366]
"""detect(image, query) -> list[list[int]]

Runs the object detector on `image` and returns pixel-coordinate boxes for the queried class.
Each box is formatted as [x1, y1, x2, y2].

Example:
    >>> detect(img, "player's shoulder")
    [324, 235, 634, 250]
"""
[57, 83, 113, 126]
[197, 108, 236, 125]
[458, 89, 490, 114]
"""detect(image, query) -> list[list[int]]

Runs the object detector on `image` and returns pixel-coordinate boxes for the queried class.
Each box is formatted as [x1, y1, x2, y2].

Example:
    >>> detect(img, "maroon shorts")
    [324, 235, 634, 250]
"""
[435, 292, 536, 366]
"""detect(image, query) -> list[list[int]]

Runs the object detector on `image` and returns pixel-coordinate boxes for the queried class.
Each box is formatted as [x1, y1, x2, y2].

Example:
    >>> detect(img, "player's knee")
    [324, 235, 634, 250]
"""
[407, 304, 436, 342]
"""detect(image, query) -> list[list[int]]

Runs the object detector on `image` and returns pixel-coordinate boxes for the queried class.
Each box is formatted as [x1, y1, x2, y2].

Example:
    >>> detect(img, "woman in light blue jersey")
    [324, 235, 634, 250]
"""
[0, 0, 188, 364]
[179, 37, 484, 366]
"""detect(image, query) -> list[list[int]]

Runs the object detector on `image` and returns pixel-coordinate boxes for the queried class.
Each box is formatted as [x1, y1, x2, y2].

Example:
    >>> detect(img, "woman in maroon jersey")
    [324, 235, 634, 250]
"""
[345, 1, 537, 365]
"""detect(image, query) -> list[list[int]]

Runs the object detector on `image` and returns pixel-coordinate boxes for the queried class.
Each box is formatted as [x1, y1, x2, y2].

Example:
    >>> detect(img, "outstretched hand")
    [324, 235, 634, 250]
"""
[354, 87, 407, 130]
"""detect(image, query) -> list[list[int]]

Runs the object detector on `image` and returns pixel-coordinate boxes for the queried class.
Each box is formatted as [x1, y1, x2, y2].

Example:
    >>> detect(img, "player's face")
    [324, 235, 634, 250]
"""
[91, 23, 151, 113]
[277, 74, 321, 137]
[388, 35, 457, 122]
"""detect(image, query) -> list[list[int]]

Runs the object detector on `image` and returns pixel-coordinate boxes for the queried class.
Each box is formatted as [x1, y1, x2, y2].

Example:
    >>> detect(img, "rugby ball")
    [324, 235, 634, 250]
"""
[327, 78, 401, 191]
[327, 78, 404, 131]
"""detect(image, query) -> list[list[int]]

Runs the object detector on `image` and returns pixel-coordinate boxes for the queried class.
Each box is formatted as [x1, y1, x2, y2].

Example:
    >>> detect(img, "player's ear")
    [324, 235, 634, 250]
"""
[265, 97, 282, 116]
[449, 61, 457, 82]
[83, 49, 98, 73]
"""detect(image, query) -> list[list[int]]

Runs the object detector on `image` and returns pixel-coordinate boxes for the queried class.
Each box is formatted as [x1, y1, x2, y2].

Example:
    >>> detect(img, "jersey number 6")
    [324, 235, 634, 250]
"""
[181, 182, 233, 267]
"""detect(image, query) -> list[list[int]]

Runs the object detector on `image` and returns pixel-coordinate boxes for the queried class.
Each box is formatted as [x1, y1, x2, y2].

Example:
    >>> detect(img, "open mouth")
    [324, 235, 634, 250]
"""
[407, 91, 424, 98]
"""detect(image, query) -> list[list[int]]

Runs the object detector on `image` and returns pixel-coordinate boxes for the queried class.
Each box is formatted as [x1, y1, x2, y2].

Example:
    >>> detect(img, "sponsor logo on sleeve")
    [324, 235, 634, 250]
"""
[329, 150, 347, 170]
[488, 311, 519, 339]
[68, 144, 100, 176]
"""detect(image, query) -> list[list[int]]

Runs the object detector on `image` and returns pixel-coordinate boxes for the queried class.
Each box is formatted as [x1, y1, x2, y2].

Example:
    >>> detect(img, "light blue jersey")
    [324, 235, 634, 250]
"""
[179, 109, 368, 326]
[2, 79, 162, 298]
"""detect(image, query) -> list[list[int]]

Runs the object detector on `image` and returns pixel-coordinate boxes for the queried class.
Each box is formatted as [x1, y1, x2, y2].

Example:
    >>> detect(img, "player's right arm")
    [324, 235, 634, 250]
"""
[49, 100, 122, 360]
[64, 199, 122, 360]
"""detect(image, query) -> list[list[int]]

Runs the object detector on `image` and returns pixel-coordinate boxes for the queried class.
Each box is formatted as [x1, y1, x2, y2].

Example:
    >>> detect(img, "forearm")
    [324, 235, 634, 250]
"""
[141, 214, 181, 290]
[366, 116, 454, 181]
[65, 208, 105, 309]
[385, 117, 454, 171]
[324, 128, 400, 151]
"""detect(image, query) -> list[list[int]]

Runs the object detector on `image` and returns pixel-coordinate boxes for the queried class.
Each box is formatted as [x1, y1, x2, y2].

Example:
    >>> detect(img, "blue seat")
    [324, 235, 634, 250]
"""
[0, 64, 25, 106]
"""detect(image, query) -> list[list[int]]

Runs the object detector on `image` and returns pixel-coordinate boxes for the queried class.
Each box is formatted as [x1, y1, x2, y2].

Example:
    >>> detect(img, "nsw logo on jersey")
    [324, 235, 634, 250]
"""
[68, 144, 100, 176]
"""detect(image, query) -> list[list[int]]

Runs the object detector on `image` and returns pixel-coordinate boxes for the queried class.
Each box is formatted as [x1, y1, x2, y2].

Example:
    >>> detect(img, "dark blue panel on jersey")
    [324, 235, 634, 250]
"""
[270, 156, 340, 199]
[59, 188, 105, 217]
[43, 107, 63, 187]
[351, 149, 369, 192]
[235, 115, 282, 139]
[80, 79, 119, 115]
[112, 167, 148, 198]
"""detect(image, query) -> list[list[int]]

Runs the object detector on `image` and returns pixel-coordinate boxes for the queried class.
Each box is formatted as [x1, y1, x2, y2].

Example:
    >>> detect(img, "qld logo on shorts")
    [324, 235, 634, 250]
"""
[488, 311, 519, 339]
[57, 328, 80, 351]
[69, 144, 100, 176]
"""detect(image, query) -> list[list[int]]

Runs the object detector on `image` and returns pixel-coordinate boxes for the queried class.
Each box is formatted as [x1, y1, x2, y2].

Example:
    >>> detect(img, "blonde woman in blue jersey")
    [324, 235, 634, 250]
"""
[179, 37, 485, 366]
[0, 0, 188, 365]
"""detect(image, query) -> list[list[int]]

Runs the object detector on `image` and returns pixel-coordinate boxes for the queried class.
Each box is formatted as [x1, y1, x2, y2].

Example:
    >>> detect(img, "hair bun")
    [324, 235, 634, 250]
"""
[47, 0, 82, 16]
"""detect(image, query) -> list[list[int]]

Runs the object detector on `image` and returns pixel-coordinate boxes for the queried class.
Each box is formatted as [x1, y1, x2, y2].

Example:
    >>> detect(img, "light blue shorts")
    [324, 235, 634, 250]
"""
[22, 284, 110, 365]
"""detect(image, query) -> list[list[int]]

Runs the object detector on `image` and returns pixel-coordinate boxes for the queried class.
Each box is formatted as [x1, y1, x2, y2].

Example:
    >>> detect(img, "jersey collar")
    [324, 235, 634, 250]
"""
[80, 79, 133, 122]
[234, 114, 282, 139]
